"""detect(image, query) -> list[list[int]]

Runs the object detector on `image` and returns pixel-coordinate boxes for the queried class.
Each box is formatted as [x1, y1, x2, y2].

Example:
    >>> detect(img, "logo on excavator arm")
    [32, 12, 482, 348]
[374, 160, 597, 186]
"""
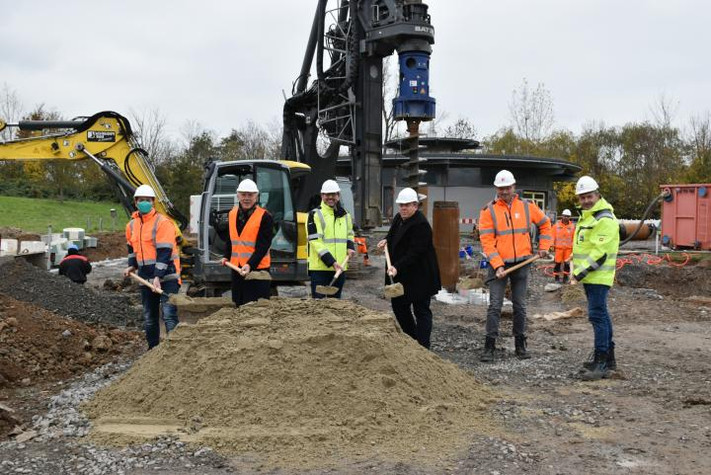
[87, 131, 116, 142]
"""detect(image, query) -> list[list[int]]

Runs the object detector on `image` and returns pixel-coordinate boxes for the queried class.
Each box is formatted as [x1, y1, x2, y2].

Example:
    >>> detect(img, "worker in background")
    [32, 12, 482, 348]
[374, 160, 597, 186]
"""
[478, 169, 552, 362]
[571, 175, 620, 381]
[220, 178, 273, 306]
[307, 179, 356, 298]
[552, 209, 575, 283]
[354, 234, 370, 266]
[58, 243, 92, 284]
[123, 185, 180, 350]
[377, 188, 441, 349]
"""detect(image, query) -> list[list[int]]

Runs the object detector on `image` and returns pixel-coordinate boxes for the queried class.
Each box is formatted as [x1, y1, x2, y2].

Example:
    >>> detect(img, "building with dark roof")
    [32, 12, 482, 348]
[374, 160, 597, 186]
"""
[336, 137, 582, 230]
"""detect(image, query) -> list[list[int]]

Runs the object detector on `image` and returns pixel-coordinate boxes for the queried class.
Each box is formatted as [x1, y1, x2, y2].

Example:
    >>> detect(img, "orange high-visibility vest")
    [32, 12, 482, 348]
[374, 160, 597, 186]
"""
[228, 205, 271, 269]
[125, 209, 181, 281]
[553, 220, 575, 250]
[478, 195, 552, 270]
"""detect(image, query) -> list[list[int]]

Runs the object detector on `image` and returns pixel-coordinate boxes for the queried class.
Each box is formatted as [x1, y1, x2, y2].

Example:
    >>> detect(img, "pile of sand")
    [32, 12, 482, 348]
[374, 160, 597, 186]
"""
[84, 298, 495, 468]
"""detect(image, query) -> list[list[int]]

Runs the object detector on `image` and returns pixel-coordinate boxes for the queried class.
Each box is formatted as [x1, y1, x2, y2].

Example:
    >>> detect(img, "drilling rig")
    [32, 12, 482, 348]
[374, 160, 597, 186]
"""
[282, 0, 436, 228]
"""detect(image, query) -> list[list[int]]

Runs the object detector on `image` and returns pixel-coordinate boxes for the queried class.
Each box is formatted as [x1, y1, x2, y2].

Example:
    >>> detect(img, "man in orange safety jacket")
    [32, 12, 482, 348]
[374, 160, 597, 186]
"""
[478, 169, 552, 362]
[123, 184, 180, 349]
[220, 178, 273, 306]
[552, 209, 575, 283]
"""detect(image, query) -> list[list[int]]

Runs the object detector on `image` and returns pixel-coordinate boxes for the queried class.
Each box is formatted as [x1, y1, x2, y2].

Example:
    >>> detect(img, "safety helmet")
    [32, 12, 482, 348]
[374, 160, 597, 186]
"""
[321, 179, 341, 194]
[396, 187, 421, 204]
[236, 178, 259, 193]
[561, 209, 572, 217]
[134, 184, 156, 198]
[575, 175, 599, 195]
[67, 243, 79, 251]
[494, 169, 516, 187]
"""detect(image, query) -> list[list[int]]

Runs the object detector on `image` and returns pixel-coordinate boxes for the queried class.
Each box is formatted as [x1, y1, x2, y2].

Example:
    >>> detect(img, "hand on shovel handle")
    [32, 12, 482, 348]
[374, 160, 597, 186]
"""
[332, 254, 350, 280]
[223, 259, 245, 276]
[484, 255, 541, 285]
[128, 272, 163, 294]
[383, 246, 397, 282]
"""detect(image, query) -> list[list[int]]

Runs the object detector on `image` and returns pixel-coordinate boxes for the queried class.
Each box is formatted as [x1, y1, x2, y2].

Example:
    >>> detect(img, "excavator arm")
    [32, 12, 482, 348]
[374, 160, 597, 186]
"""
[0, 111, 188, 239]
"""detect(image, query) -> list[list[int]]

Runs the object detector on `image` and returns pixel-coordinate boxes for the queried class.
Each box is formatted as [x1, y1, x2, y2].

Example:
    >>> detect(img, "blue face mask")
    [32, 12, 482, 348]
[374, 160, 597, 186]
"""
[137, 201, 153, 214]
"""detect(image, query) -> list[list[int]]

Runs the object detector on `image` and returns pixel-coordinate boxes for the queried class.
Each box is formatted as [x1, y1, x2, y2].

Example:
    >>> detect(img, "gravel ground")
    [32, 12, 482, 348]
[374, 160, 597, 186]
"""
[1, 252, 710, 474]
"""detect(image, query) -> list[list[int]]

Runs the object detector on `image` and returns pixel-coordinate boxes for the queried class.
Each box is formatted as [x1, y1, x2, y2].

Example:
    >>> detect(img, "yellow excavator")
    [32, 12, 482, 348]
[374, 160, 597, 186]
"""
[0, 111, 310, 295]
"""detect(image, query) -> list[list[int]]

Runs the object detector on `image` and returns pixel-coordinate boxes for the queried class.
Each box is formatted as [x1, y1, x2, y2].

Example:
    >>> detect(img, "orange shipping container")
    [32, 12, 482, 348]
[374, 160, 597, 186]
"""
[660, 184, 711, 250]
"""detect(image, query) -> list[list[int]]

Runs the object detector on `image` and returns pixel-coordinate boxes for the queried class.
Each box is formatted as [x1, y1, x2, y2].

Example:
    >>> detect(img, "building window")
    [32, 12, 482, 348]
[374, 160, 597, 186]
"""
[522, 191, 546, 211]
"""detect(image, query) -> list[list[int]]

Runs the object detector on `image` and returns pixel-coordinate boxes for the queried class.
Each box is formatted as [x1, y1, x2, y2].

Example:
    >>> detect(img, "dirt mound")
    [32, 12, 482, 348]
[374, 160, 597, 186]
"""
[0, 294, 143, 438]
[0, 227, 41, 241]
[85, 298, 495, 469]
[616, 261, 711, 297]
[82, 232, 128, 262]
[0, 258, 140, 327]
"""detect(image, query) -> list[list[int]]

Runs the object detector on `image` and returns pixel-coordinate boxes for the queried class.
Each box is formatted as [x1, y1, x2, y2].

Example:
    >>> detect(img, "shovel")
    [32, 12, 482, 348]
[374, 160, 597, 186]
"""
[315, 255, 350, 296]
[223, 260, 272, 281]
[484, 255, 541, 285]
[128, 272, 163, 294]
[383, 246, 405, 299]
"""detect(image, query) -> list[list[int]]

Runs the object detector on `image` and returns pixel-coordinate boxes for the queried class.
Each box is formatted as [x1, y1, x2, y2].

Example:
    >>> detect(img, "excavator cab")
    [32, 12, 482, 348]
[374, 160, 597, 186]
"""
[195, 159, 309, 295]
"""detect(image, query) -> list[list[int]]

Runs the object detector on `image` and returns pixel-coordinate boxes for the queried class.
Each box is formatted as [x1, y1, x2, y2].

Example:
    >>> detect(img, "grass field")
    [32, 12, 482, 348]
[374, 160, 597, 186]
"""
[0, 196, 129, 233]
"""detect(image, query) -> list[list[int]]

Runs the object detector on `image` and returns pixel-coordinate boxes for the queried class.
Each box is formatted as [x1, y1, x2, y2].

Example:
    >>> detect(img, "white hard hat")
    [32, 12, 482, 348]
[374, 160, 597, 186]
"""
[494, 169, 516, 187]
[575, 175, 599, 195]
[236, 178, 259, 193]
[396, 187, 421, 204]
[321, 179, 341, 194]
[561, 209, 572, 217]
[134, 184, 156, 198]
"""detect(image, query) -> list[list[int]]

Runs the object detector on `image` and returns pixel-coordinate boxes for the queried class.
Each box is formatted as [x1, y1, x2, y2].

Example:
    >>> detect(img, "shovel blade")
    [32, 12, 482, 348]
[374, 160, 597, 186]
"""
[383, 282, 405, 299]
[315, 285, 339, 296]
[245, 270, 272, 281]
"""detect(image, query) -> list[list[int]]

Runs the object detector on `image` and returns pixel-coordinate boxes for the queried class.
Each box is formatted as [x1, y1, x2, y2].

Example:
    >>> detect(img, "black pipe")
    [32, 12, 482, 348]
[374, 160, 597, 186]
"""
[18, 120, 85, 131]
[295, 2, 322, 94]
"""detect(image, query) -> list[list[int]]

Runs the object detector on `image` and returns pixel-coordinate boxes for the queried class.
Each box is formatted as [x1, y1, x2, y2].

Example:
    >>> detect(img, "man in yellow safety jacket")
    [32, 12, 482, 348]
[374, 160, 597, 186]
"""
[552, 209, 575, 283]
[123, 184, 180, 349]
[478, 169, 552, 362]
[306, 179, 356, 298]
[220, 178, 273, 307]
[572, 175, 620, 381]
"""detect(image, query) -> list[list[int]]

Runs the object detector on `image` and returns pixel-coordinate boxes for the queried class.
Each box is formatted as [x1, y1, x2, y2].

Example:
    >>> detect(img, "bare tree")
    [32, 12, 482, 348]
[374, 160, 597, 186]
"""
[0, 83, 24, 141]
[129, 107, 172, 164]
[649, 93, 680, 129]
[382, 56, 398, 145]
[443, 117, 478, 140]
[508, 78, 554, 143]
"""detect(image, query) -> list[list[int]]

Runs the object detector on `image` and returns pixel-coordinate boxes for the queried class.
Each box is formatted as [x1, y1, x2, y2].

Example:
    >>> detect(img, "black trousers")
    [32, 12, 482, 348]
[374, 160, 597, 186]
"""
[391, 296, 433, 349]
[230, 270, 271, 307]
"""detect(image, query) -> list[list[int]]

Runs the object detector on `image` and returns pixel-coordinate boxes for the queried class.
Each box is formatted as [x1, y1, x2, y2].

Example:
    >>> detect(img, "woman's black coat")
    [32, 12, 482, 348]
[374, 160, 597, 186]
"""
[385, 210, 441, 301]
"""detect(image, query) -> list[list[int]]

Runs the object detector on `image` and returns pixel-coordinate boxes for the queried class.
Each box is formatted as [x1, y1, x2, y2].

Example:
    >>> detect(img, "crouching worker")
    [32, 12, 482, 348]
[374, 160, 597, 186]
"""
[220, 178, 273, 306]
[58, 244, 92, 284]
[123, 185, 180, 349]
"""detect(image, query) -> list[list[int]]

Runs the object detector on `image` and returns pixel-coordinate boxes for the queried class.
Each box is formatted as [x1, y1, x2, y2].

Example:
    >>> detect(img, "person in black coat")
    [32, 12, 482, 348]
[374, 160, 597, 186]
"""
[377, 188, 441, 348]
[58, 244, 92, 284]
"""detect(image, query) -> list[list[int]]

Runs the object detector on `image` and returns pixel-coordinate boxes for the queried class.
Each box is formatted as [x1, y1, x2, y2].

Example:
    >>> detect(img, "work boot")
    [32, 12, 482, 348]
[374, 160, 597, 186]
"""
[514, 335, 531, 359]
[480, 337, 496, 362]
[582, 348, 616, 371]
[606, 347, 617, 371]
[581, 351, 610, 381]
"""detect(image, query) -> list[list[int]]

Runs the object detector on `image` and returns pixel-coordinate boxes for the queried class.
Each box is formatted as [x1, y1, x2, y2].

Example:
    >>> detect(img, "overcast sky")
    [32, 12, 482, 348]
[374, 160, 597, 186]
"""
[1, 0, 709, 141]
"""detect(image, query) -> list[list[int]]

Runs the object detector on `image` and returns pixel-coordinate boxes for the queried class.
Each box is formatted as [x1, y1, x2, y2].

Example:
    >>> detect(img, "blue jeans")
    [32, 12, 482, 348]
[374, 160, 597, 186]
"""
[486, 264, 529, 338]
[583, 283, 614, 353]
[141, 279, 179, 349]
[309, 270, 346, 299]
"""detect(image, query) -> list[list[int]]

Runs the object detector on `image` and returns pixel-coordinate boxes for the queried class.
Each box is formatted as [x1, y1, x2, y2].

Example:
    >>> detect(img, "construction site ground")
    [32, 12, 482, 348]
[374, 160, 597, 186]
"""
[1, 230, 710, 474]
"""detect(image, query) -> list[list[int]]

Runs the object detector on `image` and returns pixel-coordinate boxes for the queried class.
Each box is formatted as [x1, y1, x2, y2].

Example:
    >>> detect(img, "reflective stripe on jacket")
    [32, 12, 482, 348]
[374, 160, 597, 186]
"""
[228, 205, 271, 269]
[306, 201, 355, 271]
[572, 197, 619, 287]
[478, 194, 552, 270]
[553, 220, 575, 250]
[125, 209, 181, 282]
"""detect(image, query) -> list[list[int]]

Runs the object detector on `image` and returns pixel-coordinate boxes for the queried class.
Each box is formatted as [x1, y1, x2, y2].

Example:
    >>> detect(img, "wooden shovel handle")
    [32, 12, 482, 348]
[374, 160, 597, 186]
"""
[485, 255, 541, 284]
[332, 254, 350, 280]
[223, 260, 243, 274]
[128, 272, 163, 294]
